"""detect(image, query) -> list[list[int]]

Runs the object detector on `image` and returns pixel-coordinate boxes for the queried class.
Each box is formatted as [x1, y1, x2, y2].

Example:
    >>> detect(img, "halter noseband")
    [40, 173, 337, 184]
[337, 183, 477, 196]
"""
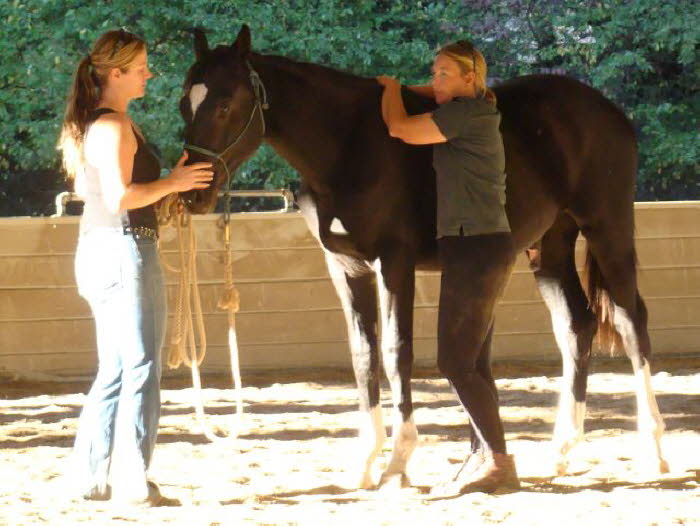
[183, 60, 269, 184]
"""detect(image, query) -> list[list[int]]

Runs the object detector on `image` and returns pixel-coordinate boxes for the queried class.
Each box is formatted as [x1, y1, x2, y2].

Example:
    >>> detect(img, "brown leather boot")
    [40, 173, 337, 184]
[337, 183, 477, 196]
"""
[430, 452, 520, 497]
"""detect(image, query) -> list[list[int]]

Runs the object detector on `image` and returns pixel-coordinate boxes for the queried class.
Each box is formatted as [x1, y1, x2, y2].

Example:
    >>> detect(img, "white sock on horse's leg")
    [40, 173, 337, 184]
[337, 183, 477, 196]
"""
[633, 360, 669, 473]
[356, 405, 386, 489]
[614, 305, 669, 474]
[379, 410, 417, 488]
[547, 301, 587, 475]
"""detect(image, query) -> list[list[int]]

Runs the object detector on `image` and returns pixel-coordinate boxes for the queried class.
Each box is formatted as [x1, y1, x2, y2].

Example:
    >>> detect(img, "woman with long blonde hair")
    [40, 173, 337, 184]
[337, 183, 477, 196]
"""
[377, 40, 518, 495]
[58, 29, 212, 505]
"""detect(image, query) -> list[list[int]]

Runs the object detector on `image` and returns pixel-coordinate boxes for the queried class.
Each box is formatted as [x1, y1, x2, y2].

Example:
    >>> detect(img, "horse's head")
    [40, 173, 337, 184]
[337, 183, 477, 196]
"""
[179, 25, 267, 213]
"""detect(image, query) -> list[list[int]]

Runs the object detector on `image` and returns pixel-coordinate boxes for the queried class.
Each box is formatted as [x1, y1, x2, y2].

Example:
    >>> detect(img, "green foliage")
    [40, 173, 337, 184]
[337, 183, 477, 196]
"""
[431, 0, 698, 199]
[0, 0, 697, 216]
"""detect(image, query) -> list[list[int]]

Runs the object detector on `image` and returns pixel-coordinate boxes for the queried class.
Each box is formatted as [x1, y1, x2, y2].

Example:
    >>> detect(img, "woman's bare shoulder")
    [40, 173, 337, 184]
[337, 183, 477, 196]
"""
[85, 111, 136, 157]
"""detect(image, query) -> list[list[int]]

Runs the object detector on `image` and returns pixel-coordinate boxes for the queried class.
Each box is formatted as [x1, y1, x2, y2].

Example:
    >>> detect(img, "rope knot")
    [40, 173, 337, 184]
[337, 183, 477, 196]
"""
[217, 285, 240, 313]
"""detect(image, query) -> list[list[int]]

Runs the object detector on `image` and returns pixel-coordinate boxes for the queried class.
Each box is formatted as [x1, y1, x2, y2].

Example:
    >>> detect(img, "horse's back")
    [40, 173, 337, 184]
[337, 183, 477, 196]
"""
[330, 73, 638, 261]
[493, 75, 638, 248]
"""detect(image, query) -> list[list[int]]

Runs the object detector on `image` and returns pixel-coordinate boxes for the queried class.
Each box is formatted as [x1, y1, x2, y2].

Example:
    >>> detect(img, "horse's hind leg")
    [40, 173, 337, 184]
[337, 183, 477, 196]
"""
[580, 217, 669, 474]
[531, 213, 597, 475]
[324, 251, 386, 489]
[374, 247, 418, 488]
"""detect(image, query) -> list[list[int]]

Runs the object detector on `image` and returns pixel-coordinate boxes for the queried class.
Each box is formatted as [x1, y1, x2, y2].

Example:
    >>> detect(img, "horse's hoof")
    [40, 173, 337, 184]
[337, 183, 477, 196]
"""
[555, 459, 569, 476]
[378, 471, 410, 490]
[659, 458, 670, 474]
[357, 475, 375, 490]
[428, 482, 457, 499]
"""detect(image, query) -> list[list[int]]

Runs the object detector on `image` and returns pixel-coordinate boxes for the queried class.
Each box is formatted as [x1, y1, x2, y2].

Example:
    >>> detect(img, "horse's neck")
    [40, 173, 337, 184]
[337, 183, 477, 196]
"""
[254, 55, 374, 193]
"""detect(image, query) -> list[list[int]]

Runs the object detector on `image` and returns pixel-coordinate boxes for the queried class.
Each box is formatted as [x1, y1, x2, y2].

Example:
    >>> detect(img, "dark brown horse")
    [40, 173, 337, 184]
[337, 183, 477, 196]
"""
[179, 26, 668, 488]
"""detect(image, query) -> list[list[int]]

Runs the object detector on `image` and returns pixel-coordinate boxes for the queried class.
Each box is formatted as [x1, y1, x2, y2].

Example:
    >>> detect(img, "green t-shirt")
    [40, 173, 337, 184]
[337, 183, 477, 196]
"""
[431, 96, 510, 238]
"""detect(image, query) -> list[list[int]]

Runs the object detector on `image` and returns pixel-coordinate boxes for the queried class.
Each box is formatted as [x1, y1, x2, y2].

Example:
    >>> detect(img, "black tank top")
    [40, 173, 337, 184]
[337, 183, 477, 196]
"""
[87, 108, 161, 232]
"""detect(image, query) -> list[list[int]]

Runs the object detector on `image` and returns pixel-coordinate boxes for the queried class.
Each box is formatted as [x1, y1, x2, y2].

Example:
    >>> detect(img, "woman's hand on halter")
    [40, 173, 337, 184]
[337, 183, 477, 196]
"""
[167, 151, 214, 192]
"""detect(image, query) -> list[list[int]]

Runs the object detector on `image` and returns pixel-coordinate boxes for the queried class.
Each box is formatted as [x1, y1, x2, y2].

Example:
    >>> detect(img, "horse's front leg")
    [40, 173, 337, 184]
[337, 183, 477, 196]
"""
[324, 251, 385, 489]
[374, 249, 418, 488]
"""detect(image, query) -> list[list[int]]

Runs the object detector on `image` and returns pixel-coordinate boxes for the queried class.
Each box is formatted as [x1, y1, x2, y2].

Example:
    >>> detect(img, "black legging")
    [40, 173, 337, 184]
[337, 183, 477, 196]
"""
[437, 232, 515, 455]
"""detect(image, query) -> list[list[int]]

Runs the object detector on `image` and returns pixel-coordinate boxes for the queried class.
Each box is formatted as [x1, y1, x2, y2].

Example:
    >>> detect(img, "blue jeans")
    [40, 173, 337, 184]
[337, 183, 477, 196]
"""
[72, 230, 166, 494]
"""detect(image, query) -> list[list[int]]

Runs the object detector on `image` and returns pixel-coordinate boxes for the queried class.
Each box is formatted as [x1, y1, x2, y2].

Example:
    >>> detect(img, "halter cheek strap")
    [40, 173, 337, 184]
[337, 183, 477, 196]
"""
[183, 61, 269, 218]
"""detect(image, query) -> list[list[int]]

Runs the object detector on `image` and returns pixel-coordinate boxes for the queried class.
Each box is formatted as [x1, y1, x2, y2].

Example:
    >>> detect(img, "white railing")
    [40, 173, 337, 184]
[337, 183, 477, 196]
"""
[53, 189, 295, 217]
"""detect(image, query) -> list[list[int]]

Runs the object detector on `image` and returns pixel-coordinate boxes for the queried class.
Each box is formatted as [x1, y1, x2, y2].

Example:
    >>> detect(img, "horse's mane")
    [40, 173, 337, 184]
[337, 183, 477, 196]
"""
[182, 46, 434, 114]
[254, 52, 435, 114]
[254, 52, 377, 92]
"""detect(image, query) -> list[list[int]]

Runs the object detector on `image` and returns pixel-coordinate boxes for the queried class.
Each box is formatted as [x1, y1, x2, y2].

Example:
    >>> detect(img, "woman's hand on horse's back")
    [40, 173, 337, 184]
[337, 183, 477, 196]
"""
[376, 75, 400, 90]
[167, 151, 214, 192]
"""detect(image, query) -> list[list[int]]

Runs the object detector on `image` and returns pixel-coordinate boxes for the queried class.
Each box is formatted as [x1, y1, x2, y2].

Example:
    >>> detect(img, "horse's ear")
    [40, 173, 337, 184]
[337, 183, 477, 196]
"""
[192, 27, 209, 61]
[232, 24, 251, 58]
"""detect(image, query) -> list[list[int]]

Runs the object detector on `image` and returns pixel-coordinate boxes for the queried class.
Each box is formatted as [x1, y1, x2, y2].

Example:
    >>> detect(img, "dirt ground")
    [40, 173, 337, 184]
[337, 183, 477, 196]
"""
[1, 357, 698, 526]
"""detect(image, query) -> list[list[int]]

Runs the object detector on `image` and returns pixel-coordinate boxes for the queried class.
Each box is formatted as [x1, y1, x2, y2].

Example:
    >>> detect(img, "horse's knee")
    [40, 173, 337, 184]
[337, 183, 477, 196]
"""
[436, 351, 455, 380]
[437, 350, 477, 383]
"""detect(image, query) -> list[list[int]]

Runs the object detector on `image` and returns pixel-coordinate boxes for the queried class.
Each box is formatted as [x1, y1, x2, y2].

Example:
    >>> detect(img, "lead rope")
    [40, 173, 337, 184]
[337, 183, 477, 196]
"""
[157, 194, 243, 442]
[216, 203, 244, 435]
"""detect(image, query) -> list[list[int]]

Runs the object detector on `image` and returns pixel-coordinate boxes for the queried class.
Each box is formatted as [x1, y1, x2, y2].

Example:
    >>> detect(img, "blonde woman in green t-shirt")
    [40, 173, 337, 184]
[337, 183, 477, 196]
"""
[377, 41, 518, 496]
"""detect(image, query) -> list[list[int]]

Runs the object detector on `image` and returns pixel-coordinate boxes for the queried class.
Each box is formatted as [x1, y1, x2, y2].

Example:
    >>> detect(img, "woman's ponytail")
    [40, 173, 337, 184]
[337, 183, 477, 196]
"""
[58, 55, 100, 180]
[483, 87, 497, 106]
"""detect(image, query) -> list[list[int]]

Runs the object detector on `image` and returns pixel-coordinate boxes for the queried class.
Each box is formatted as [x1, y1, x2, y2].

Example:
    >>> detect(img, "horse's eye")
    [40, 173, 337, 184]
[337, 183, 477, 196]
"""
[220, 103, 230, 113]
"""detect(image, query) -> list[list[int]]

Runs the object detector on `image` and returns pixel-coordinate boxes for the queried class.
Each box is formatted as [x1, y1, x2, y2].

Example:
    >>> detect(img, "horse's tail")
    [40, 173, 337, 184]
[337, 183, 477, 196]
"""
[584, 244, 622, 354]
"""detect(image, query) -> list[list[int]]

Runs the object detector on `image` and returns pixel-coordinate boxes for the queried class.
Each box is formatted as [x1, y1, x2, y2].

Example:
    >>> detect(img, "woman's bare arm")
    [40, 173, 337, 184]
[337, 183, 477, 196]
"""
[377, 77, 446, 145]
[407, 85, 435, 98]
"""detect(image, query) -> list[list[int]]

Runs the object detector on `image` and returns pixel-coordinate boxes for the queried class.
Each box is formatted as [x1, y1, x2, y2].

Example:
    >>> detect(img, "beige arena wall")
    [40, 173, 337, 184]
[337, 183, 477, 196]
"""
[1, 202, 698, 377]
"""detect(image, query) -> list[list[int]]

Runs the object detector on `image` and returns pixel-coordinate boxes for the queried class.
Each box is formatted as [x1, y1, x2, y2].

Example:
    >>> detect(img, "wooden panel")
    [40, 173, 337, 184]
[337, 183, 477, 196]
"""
[160, 213, 321, 252]
[634, 202, 700, 238]
[0, 218, 79, 256]
[4, 327, 699, 377]
[0, 280, 341, 321]
[0, 213, 319, 255]
[13, 263, 699, 324]
[0, 249, 331, 288]
[1, 312, 346, 351]
[637, 267, 700, 297]
[2, 203, 700, 377]
[3, 295, 698, 357]
[635, 236, 700, 267]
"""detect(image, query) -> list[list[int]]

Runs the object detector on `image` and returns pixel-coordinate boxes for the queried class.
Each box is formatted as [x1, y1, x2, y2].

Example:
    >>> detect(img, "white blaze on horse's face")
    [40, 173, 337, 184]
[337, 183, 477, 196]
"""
[190, 83, 208, 119]
[330, 217, 348, 235]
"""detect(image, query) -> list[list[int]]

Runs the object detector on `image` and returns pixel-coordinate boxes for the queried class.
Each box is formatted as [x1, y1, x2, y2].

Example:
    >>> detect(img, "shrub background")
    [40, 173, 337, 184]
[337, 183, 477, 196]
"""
[0, 0, 697, 216]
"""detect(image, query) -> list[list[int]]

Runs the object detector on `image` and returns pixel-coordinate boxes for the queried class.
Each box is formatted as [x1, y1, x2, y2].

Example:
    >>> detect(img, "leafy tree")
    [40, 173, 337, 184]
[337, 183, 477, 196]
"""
[454, 0, 698, 199]
[0, 0, 696, 216]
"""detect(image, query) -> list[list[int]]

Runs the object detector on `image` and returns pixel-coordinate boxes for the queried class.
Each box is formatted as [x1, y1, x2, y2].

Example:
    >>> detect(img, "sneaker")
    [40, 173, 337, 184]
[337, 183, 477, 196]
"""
[452, 450, 486, 481]
[80, 484, 111, 501]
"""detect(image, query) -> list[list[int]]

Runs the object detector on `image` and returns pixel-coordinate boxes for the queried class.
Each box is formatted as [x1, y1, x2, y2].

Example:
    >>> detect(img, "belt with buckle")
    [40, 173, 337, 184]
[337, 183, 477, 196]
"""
[123, 225, 159, 241]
